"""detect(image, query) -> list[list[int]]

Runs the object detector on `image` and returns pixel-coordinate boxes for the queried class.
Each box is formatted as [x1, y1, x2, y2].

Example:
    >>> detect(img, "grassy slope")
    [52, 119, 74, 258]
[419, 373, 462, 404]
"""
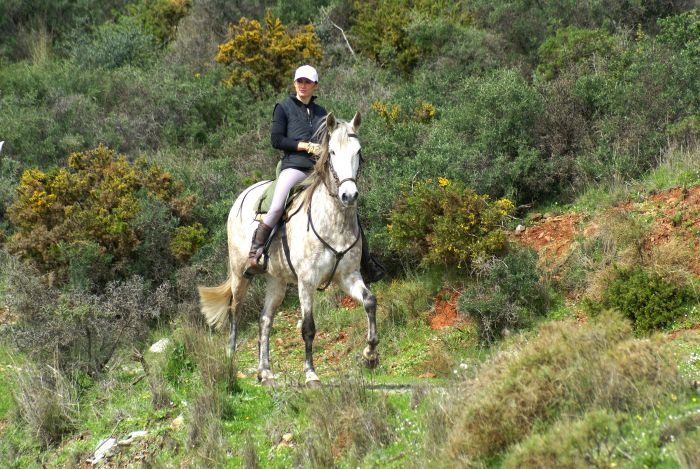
[2, 157, 700, 467]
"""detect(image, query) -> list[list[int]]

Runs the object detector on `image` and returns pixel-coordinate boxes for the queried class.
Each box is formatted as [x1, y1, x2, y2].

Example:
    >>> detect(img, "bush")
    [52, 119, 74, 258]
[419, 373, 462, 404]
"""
[431, 312, 683, 463]
[7, 145, 200, 286]
[536, 27, 619, 81]
[127, 0, 193, 45]
[215, 10, 322, 94]
[388, 177, 514, 268]
[595, 265, 694, 333]
[349, 0, 471, 74]
[0, 0, 129, 60]
[2, 249, 173, 373]
[458, 247, 551, 342]
[467, 0, 691, 61]
[410, 69, 550, 202]
[71, 16, 159, 69]
[504, 410, 624, 468]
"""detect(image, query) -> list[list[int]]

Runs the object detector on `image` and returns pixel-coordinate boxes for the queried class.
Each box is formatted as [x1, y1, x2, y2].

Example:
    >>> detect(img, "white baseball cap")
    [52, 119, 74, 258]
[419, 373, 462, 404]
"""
[294, 65, 318, 83]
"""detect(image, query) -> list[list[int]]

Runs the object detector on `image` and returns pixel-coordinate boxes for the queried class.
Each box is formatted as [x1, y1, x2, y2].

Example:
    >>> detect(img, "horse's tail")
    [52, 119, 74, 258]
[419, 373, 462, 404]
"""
[198, 278, 232, 330]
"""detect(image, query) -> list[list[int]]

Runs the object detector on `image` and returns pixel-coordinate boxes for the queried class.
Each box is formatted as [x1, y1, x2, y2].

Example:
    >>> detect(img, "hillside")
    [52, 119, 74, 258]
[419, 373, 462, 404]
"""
[1, 1, 700, 467]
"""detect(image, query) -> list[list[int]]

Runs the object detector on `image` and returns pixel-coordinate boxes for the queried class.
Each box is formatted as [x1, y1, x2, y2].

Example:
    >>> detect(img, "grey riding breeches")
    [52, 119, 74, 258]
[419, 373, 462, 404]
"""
[262, 168, 308, 227]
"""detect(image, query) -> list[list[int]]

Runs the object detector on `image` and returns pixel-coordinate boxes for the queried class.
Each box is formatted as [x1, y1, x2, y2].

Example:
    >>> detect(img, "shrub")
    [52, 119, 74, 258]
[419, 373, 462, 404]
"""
[388, 177, 514, 268]
[215, 10, 322, 94]
[409, 69, 550, 202]
[71, 16, 159, 69]
[7, 145, 200, 285]
[1, 250, 174, 373]
[596, 265, 694, 333]
[171, 222, 207, 261]
[432, 312, 683, 463]
[458, 247, 551, 342]
[0, 0, 129, 60]
[349, 0, 471, 74]
[536, 27, 619, 81]
[127, 0, 193, 45]
[504, 410, 624, 468]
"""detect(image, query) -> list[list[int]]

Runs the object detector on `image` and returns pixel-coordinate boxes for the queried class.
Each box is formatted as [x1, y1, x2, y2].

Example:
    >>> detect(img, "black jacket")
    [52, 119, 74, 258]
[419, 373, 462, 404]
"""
[271, 95, 327, 171]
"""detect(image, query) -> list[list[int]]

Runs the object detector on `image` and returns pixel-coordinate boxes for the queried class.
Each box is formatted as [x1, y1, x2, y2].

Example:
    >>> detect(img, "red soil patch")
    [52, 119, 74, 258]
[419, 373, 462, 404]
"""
[517, 214, 582, 268]
[667, 322, 700, 341]
[517, 187, 700, 277]
[430, 289, 462, 330]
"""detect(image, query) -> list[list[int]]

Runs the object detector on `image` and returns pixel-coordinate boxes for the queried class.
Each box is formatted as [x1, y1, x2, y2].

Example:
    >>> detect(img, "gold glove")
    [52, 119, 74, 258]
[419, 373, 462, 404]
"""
[307, 143, 323, 156]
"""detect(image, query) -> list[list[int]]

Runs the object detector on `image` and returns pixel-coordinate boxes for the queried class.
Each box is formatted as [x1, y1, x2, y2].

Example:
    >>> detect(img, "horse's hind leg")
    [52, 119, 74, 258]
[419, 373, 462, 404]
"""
[258, 277, 286, 385]
[227, 274, 250, 357]
[340, 273, 379, 369]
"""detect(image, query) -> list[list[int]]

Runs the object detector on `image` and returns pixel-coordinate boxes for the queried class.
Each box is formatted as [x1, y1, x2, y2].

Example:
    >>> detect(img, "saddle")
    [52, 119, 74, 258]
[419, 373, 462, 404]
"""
[254, 161, 304, 219]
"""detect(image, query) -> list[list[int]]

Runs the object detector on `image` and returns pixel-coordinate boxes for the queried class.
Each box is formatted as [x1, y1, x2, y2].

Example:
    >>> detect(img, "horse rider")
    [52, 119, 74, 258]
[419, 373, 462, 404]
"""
[244, 65, 385, 284]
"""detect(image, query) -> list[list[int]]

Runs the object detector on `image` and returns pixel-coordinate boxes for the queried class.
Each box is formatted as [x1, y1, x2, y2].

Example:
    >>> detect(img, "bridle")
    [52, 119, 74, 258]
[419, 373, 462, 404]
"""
[325, 132, 362, 196]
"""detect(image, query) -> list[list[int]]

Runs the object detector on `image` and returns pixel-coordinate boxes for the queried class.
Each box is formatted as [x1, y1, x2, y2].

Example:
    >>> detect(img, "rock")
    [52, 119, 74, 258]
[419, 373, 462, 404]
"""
[515, 224, 526, 234]
[171, 414, 184, 432]
[92, 437, 117, 464]
[531, 212, 543, 221]
[118, 430, 147, 446]
[149, 338, 170, 353]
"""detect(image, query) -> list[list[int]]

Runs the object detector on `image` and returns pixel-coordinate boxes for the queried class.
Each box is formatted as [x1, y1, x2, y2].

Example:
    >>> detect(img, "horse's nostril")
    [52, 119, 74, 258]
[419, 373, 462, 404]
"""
[350, 192, 358, 202]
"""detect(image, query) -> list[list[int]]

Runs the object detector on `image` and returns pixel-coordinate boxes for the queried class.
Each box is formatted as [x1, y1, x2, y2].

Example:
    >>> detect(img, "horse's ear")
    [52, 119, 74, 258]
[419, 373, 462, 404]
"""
[350, 112, 361, 131]
[326, 113, 336, 131]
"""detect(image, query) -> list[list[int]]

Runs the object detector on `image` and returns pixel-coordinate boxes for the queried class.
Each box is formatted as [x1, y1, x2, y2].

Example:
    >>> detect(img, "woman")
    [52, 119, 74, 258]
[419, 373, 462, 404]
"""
[245, 65, 384, 283]
[244, 64, 326, 275]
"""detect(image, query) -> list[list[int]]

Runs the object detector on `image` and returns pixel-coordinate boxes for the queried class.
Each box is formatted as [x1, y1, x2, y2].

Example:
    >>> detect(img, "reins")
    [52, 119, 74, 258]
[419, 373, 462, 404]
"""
[306, 193, 361, 291]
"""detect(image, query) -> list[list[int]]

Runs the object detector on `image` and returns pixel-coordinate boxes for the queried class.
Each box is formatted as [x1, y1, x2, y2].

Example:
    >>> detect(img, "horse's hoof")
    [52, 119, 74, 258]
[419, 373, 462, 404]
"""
[261, 378, 277, 387]
[305, 379, 322, 389]
[362, 352, 379, 369]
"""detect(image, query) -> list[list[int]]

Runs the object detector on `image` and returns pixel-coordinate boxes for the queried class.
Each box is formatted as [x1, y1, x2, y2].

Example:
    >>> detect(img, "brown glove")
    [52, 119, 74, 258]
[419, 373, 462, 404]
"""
[307, 143, 323, 156]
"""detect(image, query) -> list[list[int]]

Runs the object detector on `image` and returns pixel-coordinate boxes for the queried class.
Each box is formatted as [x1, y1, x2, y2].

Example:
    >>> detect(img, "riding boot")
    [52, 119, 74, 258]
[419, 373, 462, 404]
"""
[360, 227, 386, 284]
[244, 222, 273, 276]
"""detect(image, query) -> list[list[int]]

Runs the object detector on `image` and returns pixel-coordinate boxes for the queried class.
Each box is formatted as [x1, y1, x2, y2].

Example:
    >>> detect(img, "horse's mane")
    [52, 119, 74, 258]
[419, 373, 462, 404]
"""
[298, 118, 353, 208]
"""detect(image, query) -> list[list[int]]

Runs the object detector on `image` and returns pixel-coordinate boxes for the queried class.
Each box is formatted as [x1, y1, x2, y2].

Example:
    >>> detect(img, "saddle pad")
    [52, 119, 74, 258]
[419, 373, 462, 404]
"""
[255, 161, 304, 215]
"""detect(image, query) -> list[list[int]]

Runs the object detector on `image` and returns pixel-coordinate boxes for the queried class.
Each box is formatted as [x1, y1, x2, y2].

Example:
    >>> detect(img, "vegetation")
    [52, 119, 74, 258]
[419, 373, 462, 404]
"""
[0, 1, 699, 467]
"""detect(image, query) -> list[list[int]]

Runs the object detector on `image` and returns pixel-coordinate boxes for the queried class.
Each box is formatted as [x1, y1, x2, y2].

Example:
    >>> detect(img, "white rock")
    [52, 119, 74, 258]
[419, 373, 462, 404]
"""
[92, 437, 117, 463]
[0, 141, 4, 153]
[515, 224, 526, 234]
[118, 430, 147, 446]
[149, 338, 170, 353]
[459, 363, 469, 370]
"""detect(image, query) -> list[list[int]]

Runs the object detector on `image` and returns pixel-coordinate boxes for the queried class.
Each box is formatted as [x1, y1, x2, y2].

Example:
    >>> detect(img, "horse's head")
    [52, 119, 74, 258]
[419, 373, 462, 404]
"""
[323, 112, 362, 207]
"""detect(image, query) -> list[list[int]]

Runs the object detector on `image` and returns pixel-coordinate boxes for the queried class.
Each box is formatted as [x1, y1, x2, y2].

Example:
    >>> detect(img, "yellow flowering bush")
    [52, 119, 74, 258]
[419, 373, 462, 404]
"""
[8, 145, 202, 280]
[216, 10, 322, 94]
[372, 99, 438, 127]
[388, 178, 514, 268]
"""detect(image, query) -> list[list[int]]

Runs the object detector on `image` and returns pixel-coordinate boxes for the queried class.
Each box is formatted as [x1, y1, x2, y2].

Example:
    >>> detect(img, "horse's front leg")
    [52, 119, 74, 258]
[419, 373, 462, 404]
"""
[258, 277, 286, 386]
[298, 282, 321, 387]
[340, 273, 379, 369]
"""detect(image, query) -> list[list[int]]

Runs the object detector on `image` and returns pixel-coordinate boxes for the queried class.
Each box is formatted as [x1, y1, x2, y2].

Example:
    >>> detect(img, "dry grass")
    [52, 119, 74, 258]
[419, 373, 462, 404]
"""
[298, 376, 396, 467]
[426, 312, 683, 465]
[10, 359, 79, 447]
